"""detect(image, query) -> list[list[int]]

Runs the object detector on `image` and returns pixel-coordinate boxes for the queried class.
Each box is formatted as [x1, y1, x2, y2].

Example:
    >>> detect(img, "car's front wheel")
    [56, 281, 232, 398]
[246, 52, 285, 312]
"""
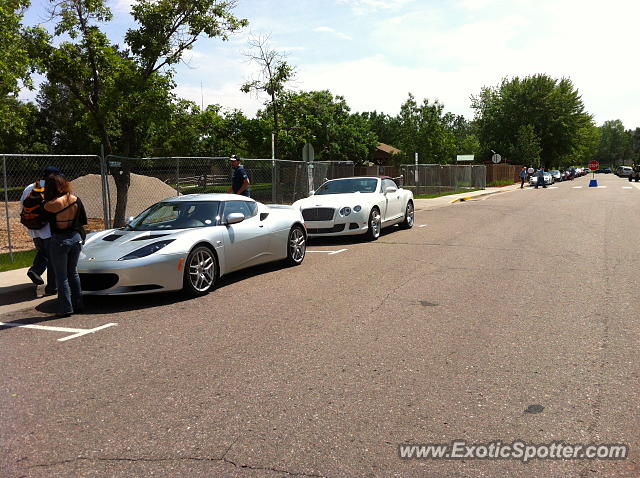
[365, 207, 381, 241]
[399, 201, 414, 229]
[285, 225, 306, 266]
[183, 245, 217, 296]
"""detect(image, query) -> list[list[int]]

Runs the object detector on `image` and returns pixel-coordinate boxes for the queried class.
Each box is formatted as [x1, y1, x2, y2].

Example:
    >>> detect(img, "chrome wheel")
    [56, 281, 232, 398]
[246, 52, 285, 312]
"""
[366, 208, 381, 240]
[400, 201, 414, 229]
[288, 226, 306, 264]
[187, 247, 216, 293]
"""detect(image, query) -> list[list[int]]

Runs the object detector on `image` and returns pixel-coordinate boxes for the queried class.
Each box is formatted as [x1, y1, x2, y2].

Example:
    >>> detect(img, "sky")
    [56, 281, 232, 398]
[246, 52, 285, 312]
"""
[21, 0, 640, 129]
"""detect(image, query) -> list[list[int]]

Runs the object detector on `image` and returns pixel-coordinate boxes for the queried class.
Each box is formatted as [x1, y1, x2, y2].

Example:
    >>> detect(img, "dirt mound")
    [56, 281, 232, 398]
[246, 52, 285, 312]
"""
[71, 173, 177, 219]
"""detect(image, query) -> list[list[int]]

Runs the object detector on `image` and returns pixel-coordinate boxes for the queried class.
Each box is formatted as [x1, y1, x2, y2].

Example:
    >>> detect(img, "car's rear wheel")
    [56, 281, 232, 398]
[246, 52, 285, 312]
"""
[285, 225, 306, 266]
[365, 207, 381, 241]
[183, 245, 217, 296]
[399, 201, 414, 229]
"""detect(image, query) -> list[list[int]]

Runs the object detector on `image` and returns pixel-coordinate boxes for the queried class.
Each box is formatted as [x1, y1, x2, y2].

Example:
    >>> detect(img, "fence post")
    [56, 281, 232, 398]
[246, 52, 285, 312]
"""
[99, 145, 110, 230]
[272, 159, 278, 203]
[2, 155, 14, 262]
[176, 157, 181, 196]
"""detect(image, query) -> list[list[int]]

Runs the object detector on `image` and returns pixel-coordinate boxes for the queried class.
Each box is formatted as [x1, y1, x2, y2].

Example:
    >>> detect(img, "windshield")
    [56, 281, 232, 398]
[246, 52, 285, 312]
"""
[126, 201, 221, 231]
[315, 178, 378, 195]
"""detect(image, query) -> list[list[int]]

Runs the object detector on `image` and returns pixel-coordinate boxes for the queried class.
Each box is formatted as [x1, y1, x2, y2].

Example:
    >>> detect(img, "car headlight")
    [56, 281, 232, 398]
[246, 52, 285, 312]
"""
[339, 207, 351, 216]
[118, 239, 175, 261]
[353, 205, 362, 212]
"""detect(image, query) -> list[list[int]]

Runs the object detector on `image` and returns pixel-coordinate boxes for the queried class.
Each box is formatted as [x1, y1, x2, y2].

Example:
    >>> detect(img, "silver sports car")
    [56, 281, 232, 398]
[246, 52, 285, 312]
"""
[78, 194, 307, 296]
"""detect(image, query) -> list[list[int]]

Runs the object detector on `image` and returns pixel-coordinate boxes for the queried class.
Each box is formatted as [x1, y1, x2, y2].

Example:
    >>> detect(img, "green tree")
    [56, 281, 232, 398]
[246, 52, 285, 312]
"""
[0, 0, 42, 148]
[264, 90, 377, 163]
[596, 120, 631, 166]
[396, 94, 457, 164]
[471, 74, 593, 169]
[28, 0, 247, 226]
[511, 124, 542, 167]
[241, 34, 295, 159]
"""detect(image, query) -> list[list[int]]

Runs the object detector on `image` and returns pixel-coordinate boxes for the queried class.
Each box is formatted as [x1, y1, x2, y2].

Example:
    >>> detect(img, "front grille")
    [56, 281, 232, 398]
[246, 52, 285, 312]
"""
[79, 273, 119, 291]
[307, 224, 346, 234]
[302, 207, 335, 221]
[349, 223, 359, 230]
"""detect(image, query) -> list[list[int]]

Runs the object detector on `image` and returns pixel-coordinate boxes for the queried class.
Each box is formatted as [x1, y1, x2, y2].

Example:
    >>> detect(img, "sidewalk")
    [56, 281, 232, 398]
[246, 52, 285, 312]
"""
[0, 268, 53, 316]
[414, 183, 520, 211]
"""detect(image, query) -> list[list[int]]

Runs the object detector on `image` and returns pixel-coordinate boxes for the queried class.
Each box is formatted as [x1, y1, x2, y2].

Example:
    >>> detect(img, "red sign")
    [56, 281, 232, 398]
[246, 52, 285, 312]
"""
[588, 161, 599, 171]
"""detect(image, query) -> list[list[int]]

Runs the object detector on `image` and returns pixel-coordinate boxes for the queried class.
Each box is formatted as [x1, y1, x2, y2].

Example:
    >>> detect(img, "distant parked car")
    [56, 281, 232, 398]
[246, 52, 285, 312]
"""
[629, 164, 640, 182]
[616, 166, 632, 177]
[602, 168, 612, 174]
[550, 170, 562, 182]
[529, 172, 553, 187]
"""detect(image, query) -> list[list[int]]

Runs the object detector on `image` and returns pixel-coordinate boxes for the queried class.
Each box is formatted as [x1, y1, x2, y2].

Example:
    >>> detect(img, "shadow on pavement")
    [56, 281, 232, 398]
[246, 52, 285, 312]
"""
[67, 260, 294, 315]
[307, 225, 398, 247]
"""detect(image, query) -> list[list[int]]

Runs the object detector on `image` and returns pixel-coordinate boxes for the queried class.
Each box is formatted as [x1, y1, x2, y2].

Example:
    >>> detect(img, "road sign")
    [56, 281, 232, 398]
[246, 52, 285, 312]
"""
[457, 155, 474, 162]
[491, 153, 502, 164]
[302, 143, 315, 162]
[589, 160, 599, 171]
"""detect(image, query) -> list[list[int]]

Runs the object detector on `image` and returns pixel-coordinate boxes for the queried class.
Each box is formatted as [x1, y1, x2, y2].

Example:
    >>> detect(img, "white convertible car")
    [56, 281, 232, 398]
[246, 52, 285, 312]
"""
[292, 176, 414, 240]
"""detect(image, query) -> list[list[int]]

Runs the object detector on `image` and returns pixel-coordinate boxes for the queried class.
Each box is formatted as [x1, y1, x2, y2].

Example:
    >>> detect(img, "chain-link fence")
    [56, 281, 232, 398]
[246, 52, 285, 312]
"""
[1, 154, 354, 264]
[400, 164, 487, 196]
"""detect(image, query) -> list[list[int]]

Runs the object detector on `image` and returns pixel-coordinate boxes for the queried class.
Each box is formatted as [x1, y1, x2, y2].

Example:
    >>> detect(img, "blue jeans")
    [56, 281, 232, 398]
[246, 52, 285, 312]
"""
[49, 232, 83, 314]
[30, 237, 56, 291]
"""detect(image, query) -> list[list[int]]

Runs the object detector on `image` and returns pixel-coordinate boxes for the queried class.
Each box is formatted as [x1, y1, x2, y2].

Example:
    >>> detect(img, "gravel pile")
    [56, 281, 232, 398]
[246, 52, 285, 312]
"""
[71, 173, 178, 218]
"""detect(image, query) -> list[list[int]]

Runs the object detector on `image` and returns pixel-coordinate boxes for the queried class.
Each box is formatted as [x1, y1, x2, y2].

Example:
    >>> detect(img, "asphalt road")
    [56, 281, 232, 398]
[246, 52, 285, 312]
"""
[2, 174, 639, 477]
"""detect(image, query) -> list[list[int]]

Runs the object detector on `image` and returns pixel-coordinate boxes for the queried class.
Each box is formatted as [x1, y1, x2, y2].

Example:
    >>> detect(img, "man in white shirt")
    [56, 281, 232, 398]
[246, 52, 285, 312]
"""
[20, 166, 61, 294]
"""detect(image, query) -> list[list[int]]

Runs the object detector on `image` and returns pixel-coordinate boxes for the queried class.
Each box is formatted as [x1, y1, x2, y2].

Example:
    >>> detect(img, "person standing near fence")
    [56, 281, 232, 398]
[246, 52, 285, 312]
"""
[520, 166, 527, 189]
[19, 166, 61, 295]
[227, 154, 251, 197]
[43, 175, 88, 318]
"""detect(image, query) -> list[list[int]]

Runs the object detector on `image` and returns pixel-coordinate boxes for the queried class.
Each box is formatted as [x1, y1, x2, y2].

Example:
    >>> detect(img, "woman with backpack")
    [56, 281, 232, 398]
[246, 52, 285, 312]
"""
[44, 175, 88, 318]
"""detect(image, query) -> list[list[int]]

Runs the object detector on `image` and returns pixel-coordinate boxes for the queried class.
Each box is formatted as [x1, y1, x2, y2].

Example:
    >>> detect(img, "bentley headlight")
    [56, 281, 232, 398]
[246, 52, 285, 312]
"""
[339, 207, 352, 216]
[118, 240, 175, 261]
[353, 205, 362, 212]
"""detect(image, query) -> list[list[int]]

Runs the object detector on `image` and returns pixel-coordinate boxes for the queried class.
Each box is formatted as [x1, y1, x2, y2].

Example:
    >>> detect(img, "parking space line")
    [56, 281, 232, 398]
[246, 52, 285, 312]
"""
[623, 186, 633, 189]
[0, 321, 117, 342]
[418, 225, 427, 228]
[307, 249, 348, 255]
[573, 186, 583, 189]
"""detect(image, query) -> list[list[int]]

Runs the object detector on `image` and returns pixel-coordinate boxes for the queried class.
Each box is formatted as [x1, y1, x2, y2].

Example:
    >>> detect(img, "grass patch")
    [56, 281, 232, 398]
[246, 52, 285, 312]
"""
[0, 249, 36, 272]
[414, 188, 483, 199]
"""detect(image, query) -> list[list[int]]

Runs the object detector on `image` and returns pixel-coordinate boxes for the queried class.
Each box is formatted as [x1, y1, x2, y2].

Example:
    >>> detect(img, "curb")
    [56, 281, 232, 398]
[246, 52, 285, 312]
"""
[449, 187, 516, 204]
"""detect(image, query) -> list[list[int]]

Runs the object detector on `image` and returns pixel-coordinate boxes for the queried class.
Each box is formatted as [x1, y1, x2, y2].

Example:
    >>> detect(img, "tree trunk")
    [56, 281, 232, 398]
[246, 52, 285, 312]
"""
[111, 123, 135, 227]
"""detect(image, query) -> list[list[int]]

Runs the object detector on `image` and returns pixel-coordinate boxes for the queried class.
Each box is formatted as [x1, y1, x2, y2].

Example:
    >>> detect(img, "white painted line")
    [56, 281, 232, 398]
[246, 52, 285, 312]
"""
[418, 225, 428, 228]
[572, 186, 583, 189]
[0, 321, 117, 342]
[57, 323, 117, 342]
[623, 186, 633, 189]
[307, 249, 348, 255]
[328, 248, 348, 255]
[548, 186, 559, 189]
[597, 186, 607, 188]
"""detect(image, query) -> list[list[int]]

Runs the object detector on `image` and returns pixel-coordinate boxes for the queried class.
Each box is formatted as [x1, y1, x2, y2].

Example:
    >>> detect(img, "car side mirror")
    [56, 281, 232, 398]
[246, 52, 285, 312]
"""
[309, 190, 315, 196]
[226, 212, 245, 225]
[385, 186, 398, 194]
[125, 216, 134, 225]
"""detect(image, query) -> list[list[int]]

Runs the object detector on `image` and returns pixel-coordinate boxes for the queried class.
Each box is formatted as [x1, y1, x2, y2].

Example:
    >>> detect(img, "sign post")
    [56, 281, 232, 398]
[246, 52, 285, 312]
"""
[588, 160, 599, 187]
